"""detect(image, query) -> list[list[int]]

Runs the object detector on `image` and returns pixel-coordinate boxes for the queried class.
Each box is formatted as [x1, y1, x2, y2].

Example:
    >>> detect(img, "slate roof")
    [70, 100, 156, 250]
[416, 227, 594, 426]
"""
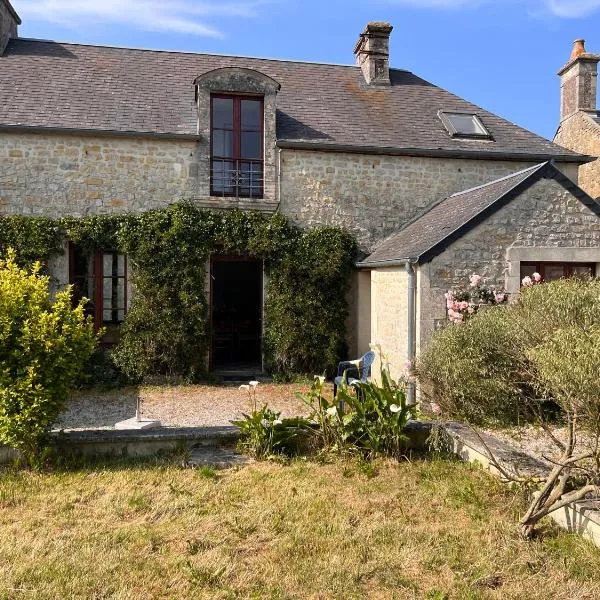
[0, 38, 587, 161]
[358, 161, 600, 266]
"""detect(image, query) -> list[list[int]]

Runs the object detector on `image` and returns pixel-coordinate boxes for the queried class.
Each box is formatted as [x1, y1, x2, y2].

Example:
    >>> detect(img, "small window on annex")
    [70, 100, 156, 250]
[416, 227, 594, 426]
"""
[211, 94, 264, 199]
[520, 262, 596, 283]
[438, 111, 492, 139]
[69, 245, 127, 342]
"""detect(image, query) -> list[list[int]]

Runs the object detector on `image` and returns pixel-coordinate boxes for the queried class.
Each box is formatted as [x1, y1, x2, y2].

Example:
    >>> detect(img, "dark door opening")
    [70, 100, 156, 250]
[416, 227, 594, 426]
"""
[211, 257, 263, 370]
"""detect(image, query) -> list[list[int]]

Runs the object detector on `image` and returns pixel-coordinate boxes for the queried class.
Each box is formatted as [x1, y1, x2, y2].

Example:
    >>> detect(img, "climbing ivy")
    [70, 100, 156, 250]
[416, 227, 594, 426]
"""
[0, 204, 357, 381]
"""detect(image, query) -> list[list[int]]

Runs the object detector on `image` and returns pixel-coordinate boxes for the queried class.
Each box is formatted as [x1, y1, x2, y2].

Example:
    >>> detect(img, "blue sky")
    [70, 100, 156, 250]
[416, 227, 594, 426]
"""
[11, 0, 600, 140]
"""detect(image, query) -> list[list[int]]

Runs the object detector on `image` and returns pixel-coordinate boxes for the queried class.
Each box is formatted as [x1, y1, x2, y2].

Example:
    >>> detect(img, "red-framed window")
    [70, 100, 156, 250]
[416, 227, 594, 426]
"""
[210, 94, 264, 198]
[69, 244, 127, 332]
[520, 262, 596, 282]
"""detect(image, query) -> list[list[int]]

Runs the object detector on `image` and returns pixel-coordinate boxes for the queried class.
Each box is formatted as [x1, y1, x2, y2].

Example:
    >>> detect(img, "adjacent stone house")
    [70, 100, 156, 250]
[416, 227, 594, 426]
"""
[554, 39, 600, 200]
[1, 0, 599, 381]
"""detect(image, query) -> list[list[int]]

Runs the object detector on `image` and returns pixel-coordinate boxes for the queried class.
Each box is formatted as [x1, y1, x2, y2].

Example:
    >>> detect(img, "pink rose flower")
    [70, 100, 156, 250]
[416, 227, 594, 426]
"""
[470, 274, 482, 287]
[533, 272, 542, 282]
[444, 291, 454, 301]
[458, 301, 470, 310]
[522, 276, 533, 287]
[495, 293, 505, 303]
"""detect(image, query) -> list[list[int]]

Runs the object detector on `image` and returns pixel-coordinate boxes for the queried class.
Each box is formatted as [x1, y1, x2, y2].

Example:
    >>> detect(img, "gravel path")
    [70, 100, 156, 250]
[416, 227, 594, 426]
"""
[484, 424, 597, 466]
[54, 382, 320, 431]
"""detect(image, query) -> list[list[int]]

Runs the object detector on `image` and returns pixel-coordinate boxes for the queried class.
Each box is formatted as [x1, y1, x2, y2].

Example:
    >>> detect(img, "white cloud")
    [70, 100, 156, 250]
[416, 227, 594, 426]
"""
[15, 0, 269, 38]
[383, 0, 600, 17]
[546, 0, 600, 17]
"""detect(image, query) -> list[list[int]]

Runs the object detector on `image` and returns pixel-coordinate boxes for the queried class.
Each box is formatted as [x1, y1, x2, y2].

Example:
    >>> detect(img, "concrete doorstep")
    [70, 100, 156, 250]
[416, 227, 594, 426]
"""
[443, 422, 600, 549]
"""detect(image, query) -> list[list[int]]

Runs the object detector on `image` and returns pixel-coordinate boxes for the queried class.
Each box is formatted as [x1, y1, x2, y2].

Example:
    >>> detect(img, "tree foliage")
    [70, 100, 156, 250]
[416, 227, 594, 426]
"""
[0, 251, 97, 464]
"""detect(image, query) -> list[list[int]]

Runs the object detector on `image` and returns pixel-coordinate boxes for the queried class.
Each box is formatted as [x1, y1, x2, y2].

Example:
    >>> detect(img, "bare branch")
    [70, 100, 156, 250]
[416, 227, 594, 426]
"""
[521, 485, 600, 525]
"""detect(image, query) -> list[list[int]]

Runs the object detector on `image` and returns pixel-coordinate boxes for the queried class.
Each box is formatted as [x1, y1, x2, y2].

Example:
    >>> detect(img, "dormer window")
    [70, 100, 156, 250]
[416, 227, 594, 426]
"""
[211, 95, 264, 198]
[438, 111, 492, 140]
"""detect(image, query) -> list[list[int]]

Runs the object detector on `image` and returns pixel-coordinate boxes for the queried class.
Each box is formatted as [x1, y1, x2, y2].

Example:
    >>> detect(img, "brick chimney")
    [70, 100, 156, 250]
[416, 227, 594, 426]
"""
[558, 39, 600, 122]
[0, 0, 20, 55]
[353, 22, 393, 86]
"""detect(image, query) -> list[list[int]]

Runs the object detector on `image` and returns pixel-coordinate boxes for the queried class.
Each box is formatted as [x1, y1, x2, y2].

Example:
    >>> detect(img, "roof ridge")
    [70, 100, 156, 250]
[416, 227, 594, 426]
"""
[449, 163, 547, 198]
[14, 37, 396, 70]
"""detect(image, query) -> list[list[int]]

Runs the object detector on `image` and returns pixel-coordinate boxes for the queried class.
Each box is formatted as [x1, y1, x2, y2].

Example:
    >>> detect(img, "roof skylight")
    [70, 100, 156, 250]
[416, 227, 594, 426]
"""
[438, 111, 492, 140]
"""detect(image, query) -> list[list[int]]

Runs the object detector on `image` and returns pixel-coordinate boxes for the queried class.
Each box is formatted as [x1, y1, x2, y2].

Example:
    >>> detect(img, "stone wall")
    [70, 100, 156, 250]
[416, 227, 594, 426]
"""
[370, 267, 408, 382]
[417, 176, 600, 352]
[0, 129, 280, 218]
[279, 149, 551, 251]
[0, 132, 201, 217]
[554, 111, 600, 200]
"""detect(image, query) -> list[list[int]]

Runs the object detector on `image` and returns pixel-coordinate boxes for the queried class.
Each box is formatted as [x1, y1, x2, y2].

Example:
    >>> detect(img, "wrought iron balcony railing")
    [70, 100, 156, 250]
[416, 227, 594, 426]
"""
[211, 158, 264, 199]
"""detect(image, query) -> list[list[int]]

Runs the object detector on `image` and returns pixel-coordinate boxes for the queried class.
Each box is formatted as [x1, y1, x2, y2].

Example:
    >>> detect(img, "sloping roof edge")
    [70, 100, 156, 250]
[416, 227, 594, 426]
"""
[2, 0, 21, 25]
[276, 141, 594, 164]
[358, 162, 600, 268]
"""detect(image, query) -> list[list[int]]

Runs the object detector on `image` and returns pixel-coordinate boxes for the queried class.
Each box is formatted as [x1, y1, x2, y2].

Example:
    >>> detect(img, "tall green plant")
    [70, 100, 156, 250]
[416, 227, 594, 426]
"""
[298, 364, 417, 459]
[0, 250, 97, 464]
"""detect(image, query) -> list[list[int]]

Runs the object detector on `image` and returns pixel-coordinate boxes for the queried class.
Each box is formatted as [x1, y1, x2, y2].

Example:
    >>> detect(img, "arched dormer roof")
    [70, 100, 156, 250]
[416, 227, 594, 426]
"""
[194, 67, 281, 95]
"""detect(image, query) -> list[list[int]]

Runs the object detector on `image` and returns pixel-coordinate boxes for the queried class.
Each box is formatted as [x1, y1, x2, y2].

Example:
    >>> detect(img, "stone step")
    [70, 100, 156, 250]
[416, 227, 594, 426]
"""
[187, 444, 252, 469]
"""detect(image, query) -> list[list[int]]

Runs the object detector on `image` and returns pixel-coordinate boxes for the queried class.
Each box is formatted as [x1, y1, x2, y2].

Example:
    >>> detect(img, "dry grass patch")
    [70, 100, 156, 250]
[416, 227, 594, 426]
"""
[0, 457, 599, 599]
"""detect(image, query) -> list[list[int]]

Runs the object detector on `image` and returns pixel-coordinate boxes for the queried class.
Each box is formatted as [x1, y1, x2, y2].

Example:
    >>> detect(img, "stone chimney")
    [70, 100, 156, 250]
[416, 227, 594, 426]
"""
[558, 39, 600, 122]
[0, 0, 20, 55]
[353, 22, 393, 86]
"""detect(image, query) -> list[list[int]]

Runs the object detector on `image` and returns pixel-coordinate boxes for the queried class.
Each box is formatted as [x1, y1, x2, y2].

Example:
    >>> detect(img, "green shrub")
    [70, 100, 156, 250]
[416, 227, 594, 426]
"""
[232, 406, 313, 459]
[0, 250, 97, 464]
[417, 306, 527, 426]
[417, 277, 600, 427]
[298, 365, 417, 459]
[527, 325, 600, 429]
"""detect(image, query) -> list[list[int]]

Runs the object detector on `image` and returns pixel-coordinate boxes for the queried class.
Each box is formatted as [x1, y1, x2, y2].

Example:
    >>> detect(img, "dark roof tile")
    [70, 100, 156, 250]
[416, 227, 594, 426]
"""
[0, 38, 584, 160]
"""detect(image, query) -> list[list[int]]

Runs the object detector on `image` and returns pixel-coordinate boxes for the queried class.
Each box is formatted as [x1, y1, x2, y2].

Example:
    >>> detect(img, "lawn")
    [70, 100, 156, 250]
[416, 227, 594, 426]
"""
[1, 457, 599, 599]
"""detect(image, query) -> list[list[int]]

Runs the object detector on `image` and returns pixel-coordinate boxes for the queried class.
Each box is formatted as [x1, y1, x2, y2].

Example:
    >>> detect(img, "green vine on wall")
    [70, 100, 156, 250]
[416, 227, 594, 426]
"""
[0, 204, 357, 381]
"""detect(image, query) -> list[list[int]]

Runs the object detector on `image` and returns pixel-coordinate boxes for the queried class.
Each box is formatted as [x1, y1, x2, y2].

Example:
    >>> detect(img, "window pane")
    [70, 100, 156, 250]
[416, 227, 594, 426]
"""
[213, 130, 234, 157]
[117, 254, 125, 277]
[520, 263, 537, 281]
[103, 253, 114, 277]
[573, 265, 593, 277]
[239, 161, 263, 197]
[446, 113, 488, 136]
[544, 265, 566, 281]
[212, 159, 235, 194]
[241, 131, 261, 159]
[241, 100, 261, 129]
[213, 98, 233, 129]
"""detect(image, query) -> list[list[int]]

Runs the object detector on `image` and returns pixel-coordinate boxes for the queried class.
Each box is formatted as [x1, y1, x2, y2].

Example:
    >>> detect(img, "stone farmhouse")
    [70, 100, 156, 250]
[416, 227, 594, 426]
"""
[1, 0, 600, 384]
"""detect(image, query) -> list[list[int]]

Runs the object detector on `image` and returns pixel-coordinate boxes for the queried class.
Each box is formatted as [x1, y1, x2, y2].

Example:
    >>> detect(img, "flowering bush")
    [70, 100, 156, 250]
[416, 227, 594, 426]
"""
[232, 380, 312, 459]
[297, 355, 418, 459]
[445, 273, 507, 324]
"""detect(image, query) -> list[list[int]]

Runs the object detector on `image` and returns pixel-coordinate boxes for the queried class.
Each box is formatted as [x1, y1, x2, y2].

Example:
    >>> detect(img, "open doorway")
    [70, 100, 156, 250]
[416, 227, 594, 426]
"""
[210, 257, 263, 372]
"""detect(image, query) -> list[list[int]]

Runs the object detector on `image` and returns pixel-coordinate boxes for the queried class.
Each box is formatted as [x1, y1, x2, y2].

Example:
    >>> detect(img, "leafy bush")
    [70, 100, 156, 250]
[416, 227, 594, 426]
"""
[298, 365, 417, 459]
[0, 251, 97, 464]
[417, 305, 527, 426]
[232, 406, 312, 459]
[527, 325, 600, 429]
[417, 276, 600, 537]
